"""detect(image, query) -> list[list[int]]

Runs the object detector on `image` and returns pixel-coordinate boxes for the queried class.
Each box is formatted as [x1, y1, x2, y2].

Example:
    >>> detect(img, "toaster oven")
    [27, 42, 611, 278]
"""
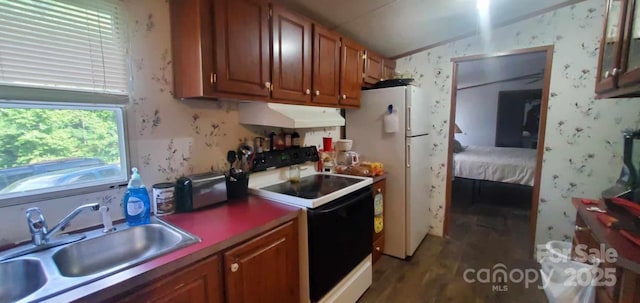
[176, 172, 227, 211]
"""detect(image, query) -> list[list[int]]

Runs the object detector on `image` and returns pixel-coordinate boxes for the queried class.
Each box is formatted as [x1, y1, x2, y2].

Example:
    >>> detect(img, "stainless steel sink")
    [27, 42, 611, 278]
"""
[53, 223, 185, 277]
[0, 217, 199, 303]
[0, 259, 47, 303]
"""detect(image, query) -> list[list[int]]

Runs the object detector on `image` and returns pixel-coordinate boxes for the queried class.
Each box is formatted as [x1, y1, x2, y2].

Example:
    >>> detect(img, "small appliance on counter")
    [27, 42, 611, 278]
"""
[176, 172, 227, 212]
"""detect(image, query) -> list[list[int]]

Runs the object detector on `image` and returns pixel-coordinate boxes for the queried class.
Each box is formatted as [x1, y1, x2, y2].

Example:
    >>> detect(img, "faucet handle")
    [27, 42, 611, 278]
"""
[26, 207, 48, 245]
[26, 207, 48, 233]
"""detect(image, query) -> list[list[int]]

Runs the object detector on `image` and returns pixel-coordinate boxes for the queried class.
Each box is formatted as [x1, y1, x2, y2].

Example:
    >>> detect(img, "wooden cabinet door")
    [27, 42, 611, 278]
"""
[115, 255, 223, 303]
[224, 221, 299, 303]
[383, 59, 396, 80]
[596, 0, 628, 94]
[272, 6, 312, 103]
[619, 0, 640, 87]
[339, 37, 363, 107]
[312, 24, 340, 105]
[363, 50, 384, 85]
[214, 0, 271, 97]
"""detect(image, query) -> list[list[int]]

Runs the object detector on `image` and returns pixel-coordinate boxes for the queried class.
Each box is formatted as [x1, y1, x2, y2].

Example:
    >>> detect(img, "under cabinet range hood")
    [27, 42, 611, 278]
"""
[238, 102, 345, 128]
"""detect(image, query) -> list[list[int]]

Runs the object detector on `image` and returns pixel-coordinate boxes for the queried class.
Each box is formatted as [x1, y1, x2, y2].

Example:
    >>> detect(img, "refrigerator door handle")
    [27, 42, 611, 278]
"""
[407, 106, 412, 133]
[406, 144, 411, 167]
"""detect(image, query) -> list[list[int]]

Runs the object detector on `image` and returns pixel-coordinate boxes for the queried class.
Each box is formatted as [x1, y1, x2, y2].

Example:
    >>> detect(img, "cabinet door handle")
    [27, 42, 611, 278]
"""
[342, 94, 347, 100]
[265, 82, 271, 89]
[375, 246, 381, 251]
[305, 89, 310, 95]
[612, 68, 620, 76]
[575, 225, 589, 232]
[377, 188, 382, 193]
[315, 90, 320, 96]
[231, 263, 239, 272]
[604, 71, 611, 79]
[174, 283, 185, 290]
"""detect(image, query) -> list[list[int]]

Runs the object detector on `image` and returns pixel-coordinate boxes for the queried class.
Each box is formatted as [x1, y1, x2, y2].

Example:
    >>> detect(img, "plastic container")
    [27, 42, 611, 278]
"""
[152, 182, 175, 216]
[123, 167, 151, 226]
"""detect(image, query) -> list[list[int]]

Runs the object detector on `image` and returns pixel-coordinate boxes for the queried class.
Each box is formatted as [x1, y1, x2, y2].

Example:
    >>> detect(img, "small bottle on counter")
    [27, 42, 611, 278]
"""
[284, 132, 292, 148]
[268, 132, 276, 150]
[292, 132, 300, 148]
[275, 131, 285, 150]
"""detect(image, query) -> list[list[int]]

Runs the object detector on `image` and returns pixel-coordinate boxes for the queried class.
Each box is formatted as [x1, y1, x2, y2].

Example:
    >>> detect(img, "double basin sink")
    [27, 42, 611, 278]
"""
[0, 217, 199, 303]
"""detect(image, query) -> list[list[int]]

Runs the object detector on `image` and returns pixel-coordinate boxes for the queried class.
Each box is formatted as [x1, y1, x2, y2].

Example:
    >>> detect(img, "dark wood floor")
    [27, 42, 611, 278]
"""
[358, 184, 547, 303]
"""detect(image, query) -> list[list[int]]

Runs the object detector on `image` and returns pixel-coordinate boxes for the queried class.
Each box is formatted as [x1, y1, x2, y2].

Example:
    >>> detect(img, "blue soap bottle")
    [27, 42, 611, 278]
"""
[123, 167, 151, 226]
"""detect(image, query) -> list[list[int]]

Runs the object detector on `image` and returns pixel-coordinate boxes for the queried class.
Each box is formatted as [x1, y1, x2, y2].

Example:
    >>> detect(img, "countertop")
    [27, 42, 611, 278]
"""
[46, 196, 301, 303]
[572, 197, 640, 274]
[372, 174, 386, 184]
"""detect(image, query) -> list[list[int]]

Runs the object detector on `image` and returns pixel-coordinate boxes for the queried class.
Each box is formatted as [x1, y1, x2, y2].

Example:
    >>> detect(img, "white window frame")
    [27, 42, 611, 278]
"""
[0, 100, 131, 207]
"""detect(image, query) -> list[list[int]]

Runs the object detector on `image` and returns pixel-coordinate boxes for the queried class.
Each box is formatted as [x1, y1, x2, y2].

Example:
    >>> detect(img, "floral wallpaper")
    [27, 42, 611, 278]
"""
[396, 0, 640, 246]
[0, 0, 339, 246]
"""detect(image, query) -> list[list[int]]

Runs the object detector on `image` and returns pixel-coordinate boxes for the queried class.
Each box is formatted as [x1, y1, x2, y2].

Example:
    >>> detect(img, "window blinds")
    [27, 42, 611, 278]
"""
[0, 0, 128, 96]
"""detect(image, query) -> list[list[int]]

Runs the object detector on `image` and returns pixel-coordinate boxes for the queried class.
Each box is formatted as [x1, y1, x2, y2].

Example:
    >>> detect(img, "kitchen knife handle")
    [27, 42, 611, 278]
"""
[406, 144, 411, 168]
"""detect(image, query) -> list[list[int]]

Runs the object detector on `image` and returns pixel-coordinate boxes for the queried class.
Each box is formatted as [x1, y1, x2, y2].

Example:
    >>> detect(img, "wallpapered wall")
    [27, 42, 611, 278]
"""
[0, 0, 339, 246]
[397, 0, 640, 245]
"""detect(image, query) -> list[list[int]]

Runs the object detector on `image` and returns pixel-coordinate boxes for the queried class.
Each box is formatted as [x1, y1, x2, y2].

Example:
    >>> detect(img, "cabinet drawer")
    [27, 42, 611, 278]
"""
[372, 236, 385, 265]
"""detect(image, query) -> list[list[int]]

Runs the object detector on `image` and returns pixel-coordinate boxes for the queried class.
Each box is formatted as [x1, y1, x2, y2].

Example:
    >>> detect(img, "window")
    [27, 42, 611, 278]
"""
[0, 0, 129, 206]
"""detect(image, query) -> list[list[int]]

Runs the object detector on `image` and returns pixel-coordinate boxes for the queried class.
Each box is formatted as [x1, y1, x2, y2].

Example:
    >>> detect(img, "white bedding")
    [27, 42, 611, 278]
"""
[453, 146, 537, 186]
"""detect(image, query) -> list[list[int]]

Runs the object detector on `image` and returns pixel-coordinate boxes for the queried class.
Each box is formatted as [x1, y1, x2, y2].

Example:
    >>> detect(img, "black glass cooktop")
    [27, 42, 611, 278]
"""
[261, 174, 362, 199]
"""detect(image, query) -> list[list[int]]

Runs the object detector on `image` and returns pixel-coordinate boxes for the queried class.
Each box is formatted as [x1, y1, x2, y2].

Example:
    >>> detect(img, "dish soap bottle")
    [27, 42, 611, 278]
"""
[123, 167, 151, 226]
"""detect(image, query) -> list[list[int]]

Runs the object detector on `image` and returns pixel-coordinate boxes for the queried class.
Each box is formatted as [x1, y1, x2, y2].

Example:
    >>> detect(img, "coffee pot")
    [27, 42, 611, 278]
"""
[337, 151, 360, 166]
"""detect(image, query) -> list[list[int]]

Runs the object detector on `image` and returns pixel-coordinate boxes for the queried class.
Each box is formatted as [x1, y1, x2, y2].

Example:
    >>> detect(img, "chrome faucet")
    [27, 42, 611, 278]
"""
[26, 203, 100, 246]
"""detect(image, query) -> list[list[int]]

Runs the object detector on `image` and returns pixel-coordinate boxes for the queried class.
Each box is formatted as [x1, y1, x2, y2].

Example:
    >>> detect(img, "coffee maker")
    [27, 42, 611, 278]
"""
[602, 130, 640, 202]
[335, 139, 360, 166]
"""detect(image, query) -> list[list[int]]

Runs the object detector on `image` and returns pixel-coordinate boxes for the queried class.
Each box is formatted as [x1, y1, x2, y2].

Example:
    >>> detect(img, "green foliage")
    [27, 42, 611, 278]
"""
[0, 108, 120, 169]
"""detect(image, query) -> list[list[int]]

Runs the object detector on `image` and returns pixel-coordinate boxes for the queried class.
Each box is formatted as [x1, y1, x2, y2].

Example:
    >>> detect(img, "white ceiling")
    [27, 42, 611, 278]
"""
[273, 0, 575, 58]
[456, 51, 547, 89]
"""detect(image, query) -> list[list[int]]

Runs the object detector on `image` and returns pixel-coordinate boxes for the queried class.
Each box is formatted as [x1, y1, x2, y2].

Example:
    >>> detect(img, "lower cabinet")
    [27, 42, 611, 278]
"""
[113, 220, 299, 303]
[224, 220, 299, 303]
[115, 255, 223, 303]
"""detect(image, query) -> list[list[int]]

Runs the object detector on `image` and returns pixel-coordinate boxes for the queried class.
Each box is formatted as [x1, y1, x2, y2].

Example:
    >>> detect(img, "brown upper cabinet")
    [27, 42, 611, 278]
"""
[383, 59, 396, 81]
[170, 0, 271, 99]
[363, 50, 384, 85]
[312, 24, 341, 105]
[271, 6, 313, 103]
[171, 0, 396, 107]
[340, 37, 364, 107]
[596, 0, 640, 98]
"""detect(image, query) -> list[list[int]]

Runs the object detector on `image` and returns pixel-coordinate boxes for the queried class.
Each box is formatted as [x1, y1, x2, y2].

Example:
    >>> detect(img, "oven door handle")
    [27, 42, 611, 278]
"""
[313, 190, 370, 214]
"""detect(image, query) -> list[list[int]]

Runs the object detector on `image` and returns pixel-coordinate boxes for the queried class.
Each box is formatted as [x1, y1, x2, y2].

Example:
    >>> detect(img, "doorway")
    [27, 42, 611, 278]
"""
[444, 46, 553, 258]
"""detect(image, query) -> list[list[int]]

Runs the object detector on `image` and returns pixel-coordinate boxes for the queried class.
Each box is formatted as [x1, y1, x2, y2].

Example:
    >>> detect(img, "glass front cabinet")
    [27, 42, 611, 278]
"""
[596, 0, 640, 98]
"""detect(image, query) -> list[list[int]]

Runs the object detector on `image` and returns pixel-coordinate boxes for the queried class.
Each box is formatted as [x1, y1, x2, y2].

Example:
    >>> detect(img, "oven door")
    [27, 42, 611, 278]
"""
[307, 186, 373, 302]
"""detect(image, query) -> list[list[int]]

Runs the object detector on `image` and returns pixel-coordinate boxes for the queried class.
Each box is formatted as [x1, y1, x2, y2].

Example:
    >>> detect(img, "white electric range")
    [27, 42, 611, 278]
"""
[248, 147, 373, 303]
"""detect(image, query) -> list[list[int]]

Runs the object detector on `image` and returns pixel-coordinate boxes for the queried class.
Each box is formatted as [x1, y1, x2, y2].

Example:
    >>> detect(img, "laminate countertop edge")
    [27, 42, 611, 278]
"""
[43, 196, 302, 303]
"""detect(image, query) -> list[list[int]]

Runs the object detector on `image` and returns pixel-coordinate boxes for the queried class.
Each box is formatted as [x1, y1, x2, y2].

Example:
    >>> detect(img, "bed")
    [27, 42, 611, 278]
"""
[452, 145, 537, 207]
[453, 145, 537, 186]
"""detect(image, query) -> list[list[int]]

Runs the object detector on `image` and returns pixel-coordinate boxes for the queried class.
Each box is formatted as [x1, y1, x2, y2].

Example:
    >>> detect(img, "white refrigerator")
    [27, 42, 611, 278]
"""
[346, 85, 430, 259]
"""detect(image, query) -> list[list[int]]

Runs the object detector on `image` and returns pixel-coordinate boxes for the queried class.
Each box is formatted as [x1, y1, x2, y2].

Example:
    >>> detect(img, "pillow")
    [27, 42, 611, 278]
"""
[453, 139, 465, 153]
